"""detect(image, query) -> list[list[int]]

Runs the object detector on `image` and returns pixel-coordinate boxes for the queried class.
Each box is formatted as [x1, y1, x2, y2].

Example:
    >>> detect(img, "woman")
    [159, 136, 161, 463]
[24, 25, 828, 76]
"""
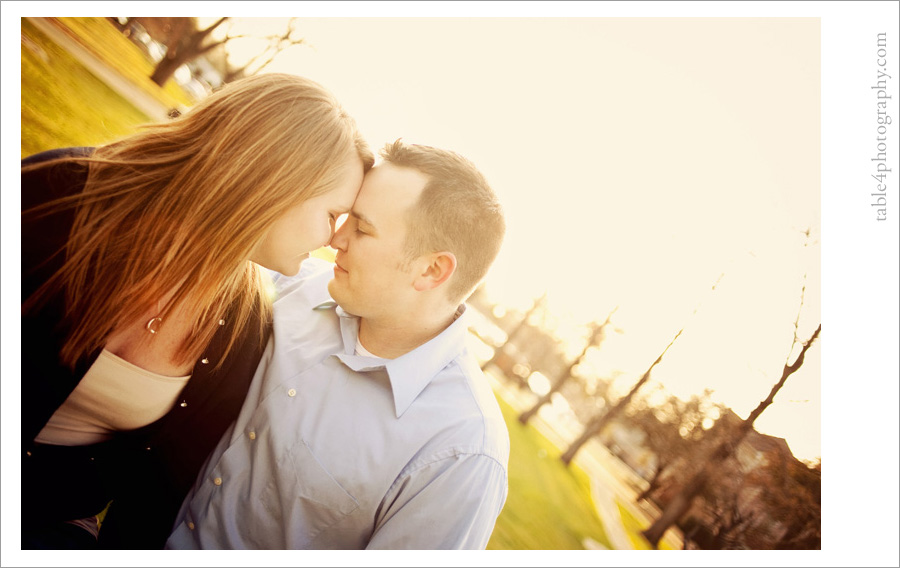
[21, 73, 374, 549]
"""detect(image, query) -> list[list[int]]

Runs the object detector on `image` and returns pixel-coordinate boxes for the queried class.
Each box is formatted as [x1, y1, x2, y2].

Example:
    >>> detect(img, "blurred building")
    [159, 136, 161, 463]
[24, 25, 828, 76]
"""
[650, 410, 819, 549]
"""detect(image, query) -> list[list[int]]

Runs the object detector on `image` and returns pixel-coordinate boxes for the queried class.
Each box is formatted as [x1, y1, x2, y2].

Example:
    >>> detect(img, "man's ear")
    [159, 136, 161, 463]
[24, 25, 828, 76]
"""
[413, 252, 457, 292]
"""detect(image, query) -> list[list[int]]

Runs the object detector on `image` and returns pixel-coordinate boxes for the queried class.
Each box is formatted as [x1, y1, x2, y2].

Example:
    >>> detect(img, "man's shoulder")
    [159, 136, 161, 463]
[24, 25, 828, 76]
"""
[462, 355, 510, 457]
[428, 352, 510, 466]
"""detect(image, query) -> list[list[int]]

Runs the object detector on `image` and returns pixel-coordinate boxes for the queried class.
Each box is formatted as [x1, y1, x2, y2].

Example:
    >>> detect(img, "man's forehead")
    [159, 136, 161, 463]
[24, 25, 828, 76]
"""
[355, 163, 427, 220]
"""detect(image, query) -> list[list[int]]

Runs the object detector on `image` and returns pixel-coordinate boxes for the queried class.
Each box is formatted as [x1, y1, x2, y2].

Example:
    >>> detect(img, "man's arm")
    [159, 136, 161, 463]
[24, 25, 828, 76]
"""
[367, 451, 508, 550]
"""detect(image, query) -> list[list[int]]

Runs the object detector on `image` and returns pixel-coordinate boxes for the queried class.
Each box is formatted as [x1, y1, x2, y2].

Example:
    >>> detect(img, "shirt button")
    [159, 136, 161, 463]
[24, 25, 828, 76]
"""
[287, 388, 297, 397]
[213, 477, 223, 486]
[201, 358, 209, 365]
[248, 431, 256, 440]
[188, 522, 195, 530]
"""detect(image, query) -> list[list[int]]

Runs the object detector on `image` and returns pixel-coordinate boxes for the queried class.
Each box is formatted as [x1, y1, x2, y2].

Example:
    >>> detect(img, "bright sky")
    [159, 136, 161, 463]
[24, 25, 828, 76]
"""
[2, 3, 899, 566]
[204, 16, 823, 461]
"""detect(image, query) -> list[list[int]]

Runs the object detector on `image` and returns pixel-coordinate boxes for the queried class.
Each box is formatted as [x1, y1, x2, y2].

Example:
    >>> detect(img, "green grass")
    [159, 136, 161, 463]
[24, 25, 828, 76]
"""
[52, 17, 193, 109]
[21, 18, 152, 158]
[487, 396, 612, 550]
[616, 500, 678, 550]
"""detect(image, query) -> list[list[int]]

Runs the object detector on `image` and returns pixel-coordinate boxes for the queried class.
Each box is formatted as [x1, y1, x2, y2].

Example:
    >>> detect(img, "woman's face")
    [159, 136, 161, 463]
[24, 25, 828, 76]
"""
[250, 156, 365, 276]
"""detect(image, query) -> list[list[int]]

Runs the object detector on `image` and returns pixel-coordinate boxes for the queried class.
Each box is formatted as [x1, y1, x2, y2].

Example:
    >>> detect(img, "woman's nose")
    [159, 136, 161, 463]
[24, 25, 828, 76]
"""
[329, 221, 348, 250]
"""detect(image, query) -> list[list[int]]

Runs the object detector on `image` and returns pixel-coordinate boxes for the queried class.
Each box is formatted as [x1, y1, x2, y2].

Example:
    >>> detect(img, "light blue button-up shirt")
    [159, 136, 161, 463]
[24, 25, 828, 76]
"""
[166, 259, 509, 549]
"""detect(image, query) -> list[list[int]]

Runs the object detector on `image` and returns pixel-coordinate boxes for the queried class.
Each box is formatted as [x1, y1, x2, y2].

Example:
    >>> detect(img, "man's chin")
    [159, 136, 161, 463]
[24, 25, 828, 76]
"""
[326, 278, 341, 302]
[326, 281, 359, 315]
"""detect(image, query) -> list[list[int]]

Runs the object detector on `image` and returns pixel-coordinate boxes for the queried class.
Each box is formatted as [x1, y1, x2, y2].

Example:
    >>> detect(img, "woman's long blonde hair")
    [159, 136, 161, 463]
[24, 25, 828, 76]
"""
[24, 73, 374, 370]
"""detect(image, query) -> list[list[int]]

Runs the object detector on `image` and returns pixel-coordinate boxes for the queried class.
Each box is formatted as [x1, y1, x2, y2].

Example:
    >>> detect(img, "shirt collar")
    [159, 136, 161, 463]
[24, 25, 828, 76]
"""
[326, 304, 470, 419]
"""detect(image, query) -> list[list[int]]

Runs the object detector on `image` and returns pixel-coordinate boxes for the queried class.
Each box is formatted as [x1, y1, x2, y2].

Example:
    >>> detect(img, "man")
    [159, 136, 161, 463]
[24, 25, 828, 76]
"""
[166, 140, 508, 549]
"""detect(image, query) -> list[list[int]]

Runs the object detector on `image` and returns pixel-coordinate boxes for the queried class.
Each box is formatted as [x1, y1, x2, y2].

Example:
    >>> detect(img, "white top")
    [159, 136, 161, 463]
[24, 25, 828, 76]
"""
[35, 349, 191, 446]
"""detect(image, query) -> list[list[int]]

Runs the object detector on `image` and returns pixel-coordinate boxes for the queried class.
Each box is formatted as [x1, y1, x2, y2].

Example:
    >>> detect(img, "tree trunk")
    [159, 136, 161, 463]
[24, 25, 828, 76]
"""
[636, 464, 667, 502]
[150, 53, 185, 86]
[642, 466, 711, 546]
[149, 17, 228, 86]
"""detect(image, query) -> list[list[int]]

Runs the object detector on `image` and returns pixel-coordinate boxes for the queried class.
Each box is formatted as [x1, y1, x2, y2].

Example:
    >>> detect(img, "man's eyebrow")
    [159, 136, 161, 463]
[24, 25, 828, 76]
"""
[350, 210, 375, 228]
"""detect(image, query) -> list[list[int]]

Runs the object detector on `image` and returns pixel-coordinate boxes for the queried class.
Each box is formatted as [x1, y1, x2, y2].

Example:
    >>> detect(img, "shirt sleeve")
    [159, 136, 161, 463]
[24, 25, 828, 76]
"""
[367, 451, 508, 550]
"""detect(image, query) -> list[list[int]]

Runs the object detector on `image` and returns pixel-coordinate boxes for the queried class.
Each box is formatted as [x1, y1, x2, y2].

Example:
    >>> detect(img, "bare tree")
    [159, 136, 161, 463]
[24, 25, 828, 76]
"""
[641, 289, 821, 548]
[149, 18, 236, 86]
[480, 292, 547, 372]
[559, 272, 725, 466]
[559, 326, 684, 465]
[147, 18, 308, 87]
[518, 306, 618, 425]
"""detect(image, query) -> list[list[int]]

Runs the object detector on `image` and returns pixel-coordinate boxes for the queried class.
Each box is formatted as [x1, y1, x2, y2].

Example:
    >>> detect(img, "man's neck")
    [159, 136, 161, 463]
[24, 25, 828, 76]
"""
[358, 307, 459, 359]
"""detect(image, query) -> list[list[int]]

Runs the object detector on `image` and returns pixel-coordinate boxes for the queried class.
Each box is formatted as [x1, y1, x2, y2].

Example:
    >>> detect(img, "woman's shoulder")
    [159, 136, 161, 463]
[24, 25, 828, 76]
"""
[21, 146, 94, 167]
[21, 147, 96, 212]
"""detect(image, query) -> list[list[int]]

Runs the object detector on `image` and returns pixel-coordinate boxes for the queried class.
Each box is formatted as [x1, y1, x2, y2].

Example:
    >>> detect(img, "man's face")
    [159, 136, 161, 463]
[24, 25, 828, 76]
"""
[327, 162, 429, 319]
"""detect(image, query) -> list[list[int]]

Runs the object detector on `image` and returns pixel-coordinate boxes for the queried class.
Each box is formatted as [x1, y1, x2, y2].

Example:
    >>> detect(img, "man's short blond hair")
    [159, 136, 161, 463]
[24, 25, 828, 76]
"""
[380, 140, 505, 303]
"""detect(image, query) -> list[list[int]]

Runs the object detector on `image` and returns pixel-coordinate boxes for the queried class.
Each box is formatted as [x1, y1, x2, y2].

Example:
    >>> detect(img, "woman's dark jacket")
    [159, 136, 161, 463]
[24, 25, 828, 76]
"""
[21, 148, 270, 548]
